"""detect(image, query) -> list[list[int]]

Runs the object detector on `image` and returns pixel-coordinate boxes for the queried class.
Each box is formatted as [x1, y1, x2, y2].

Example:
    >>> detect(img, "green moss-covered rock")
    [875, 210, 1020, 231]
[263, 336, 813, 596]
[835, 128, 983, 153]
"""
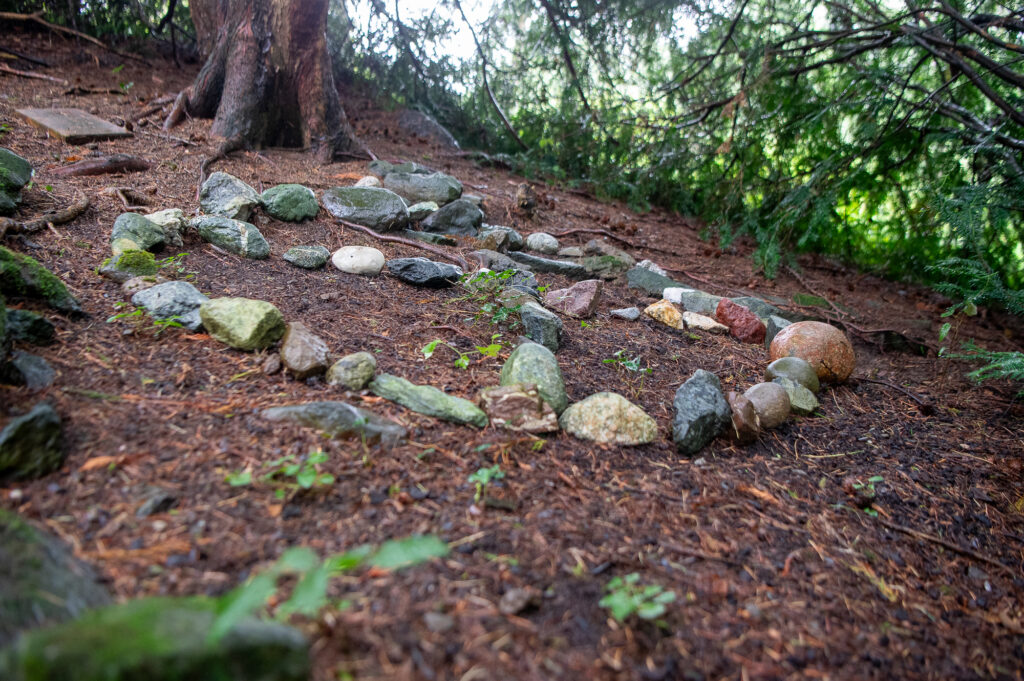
[199, 298, 285, 351]
[100, 249, 159, 283]
[0, 148, 32, 215]
[0, 402, 63, 480]
[260, 184, 319, 222]
[5, 309, 55, 346]
[0, 596, 310, 681]
[500, 342, 568, 414]
[369, 373, 488, 427]
[0, 509, 111, 647]
[0, 246, 82, 316]
[193, 216, 270, 259]
[321, 187, 409, 232]
[110, 213, 166, 256]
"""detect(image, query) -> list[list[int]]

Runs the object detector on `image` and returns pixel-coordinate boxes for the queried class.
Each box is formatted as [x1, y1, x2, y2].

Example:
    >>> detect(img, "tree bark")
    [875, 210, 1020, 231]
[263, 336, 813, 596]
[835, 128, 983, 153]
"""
[164, 0, 360, 162]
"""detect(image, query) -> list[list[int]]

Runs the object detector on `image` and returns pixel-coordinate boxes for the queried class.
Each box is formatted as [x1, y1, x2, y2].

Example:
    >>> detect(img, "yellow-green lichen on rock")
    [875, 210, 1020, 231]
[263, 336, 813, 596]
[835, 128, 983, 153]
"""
[199, 297, 285, 351]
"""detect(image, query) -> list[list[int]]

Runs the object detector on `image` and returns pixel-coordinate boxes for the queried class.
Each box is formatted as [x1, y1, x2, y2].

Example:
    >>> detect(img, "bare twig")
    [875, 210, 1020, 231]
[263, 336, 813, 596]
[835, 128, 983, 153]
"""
[0, 189, 89, 240]
[0, 10, 149, 64]
[546, 227, 634, 247]
[333, 218, 469, 271]
[874, 516, 1018, 579]
[0, 63, 67, 85]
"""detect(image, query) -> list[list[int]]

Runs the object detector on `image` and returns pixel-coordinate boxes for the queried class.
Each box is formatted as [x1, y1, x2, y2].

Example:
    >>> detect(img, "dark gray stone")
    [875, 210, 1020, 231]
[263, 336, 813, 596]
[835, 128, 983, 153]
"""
[322, 186, 409, 232]
[397, 230, 458, 246]
[481, 225, 524, 251]
[731, 296, 784, 320]
[0, 148, 32, 215]
[469, 249, 522, 273]
[282, 245, 329, 269]
[0, 403, 63, 480]
[199, 171, 260, 221]
[672, 369, 730, 456]
[764, 315, 793, 349]
[110, 213, 165, 256]
[263, 401, 407, 448]
[507, 251, 587, 279]
[132, 281, 209, 332]
[626, 266, 683, 297]
[193, 216, 270, 259]
[382, 172, 462, 206]
[5, 309, 54, 346]
[260, 184, 319, 222]
[520, 301, 563, 352]
[2, 351, 55, 389]
[420, 198, 483, 236]
[386, 257, 463, 288]
[0, 509, 112, 647]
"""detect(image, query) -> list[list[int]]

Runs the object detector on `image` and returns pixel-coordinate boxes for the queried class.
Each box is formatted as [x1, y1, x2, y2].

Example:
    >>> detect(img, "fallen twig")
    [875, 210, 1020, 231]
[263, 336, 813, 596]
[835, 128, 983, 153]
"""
[53, 154, 151, 177]
[547, 227, 633, 247]
[0, 188, 89, 240]
[333, 218, 469, 271]
[0, 63, 67, 84]
[100, 186, 152, 211]
[874, 516, 1018, 579]
[854, 376, 929, 406]
[0, 44, 51, 67]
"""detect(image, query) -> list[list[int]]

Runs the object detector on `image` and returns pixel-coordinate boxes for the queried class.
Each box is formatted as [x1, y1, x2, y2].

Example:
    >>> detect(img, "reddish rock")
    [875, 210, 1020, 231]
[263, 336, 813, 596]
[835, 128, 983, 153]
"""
[726, 391, 760, 444]
[542, 279, 603, 318]
[715, 298, 766, 344]
[769, 321, 856, 383]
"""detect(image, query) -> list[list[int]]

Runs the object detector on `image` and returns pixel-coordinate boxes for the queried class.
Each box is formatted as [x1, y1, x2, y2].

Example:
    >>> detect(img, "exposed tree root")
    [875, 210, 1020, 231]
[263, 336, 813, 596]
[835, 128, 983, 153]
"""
[53, 155, 151, 177]
[333, 218, 469, 271]
[0, 189, 89, 240]
[0, 63, 67, 84]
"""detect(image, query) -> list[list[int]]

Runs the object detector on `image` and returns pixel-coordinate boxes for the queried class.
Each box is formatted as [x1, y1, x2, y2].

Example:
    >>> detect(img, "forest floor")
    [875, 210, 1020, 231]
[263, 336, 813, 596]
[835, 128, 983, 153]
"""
[2, 34, 1024, 681]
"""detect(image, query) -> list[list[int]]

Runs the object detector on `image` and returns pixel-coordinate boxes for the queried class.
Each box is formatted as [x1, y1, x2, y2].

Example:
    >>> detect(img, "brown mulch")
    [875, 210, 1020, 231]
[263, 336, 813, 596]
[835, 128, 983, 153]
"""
[2, 31, 1023, 681]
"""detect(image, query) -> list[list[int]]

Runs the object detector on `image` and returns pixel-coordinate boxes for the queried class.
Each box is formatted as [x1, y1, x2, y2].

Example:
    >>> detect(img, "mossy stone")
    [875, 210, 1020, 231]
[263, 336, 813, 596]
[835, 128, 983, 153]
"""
[369, 373, 488, 428]
[260, 184, 319, 222]
[5, 309, 55, 346]
[110, 213, 166, 256]
[193, 216, 270, 259]
[199, 298, 285, 351]
[0, 596, 310, 681]
[0, 246, 82, 316]
[0, 148, 32, 215]
[0, 402, 63, 480]
[500, 342, 568, 414]
[110, 250, 159, 277]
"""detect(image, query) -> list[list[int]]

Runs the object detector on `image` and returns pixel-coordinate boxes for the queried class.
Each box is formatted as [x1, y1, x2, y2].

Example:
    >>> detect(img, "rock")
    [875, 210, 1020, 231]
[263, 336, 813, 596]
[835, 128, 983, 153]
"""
[730, 296, 783, 320]
[143, 208, 187, 248]
[772, 377, 820, 416]
[5, 309, 55, 346]
[326, 352, 377, 390]
[100, 249, 158, 283]
[643, 299, 684, 329]
[369, 374, 488, 428]
[610, 307, 641, 321]
[500, 342, 568, 414]
[525, 232, 559, 254]
[468, 249, 521, 273]
[463, 193, 484, 207]
[0, 148, 32, 215]
[581, 255, 632, 280]
[663, 287, 723, 316]
[135, 485, 177, 518]
[132, 281, 209, 332]
[764, 315, 792, 349]
[765, 356, 820, 393]
[110, 213, 165, 256]
[683, 311, 728, 334]
[331, 246, 385, 276]
[386, 257, 463, 288]
[636, 259, 667, 277]
[198, 171, 260, 221]
[260, 184, 319, 222]
[543, 280, 602, 318]
[397, 230, 457, 247]
[520, 301, 563, 352]
[0, 509, 111, 646]
[282, 245, 329, 269]
[280, 322, 331, 379]
[0, 246, 82, 316]
[672, 369, 730, 455]
[397, 109, 460, 148]
[0, 294, 6, 354]
[0, 403, 63, 480]
[583, 239, 635, 266]
[321, 187, 409, 232]
[382, 171, 462, 205]
[199, 298, 285, 351]
[0, 597, 310, 681]
[407, 201, 439, 220]
[743, 382, 790, 429]
[507, 251, 587, 278]
[480, 225, 524, 250]
[261, 353, 282, 375]
[262, 401, 406, 448]
[557, 246, 584, 258]
[354, 175, 381, 187]
[499, 587, 540, 616]
[121, 275, 169, 297]
[726, 391, 760, 443]
[193, 216, 270, 259]
[475, 228, 509, 252]
[420, 198, 483, 236]
[478, 383, 559, 434]
[715, 298, 766, 344]
[769, 321, 856, 383]
[626, 266, 682, 297]
[1, 351, 55, 389]
[368, 160, 433, 176]
[423, 611, 455, 634]
[515, 183, 537, 215]
[559, 392, 657, 445]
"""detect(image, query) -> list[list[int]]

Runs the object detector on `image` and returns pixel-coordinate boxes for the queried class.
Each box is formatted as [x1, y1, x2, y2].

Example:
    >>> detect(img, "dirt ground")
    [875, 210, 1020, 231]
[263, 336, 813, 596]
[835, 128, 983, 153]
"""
[2, 32, 1023, 681]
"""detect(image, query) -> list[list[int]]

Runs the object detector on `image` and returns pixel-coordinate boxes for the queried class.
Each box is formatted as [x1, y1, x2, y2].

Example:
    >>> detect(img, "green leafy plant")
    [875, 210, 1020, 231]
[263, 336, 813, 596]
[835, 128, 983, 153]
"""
[467, 464, 504, 503]
[106, 303, 184, 337]
[226, 450, 335, 499]
[422, 334, 504, 369]
[158, 252, 195, 279]
[599, 573, 676, 623]
[208, 535, 448, 642]
[603, 350, 652, 375]
[455, 269, 524, 329]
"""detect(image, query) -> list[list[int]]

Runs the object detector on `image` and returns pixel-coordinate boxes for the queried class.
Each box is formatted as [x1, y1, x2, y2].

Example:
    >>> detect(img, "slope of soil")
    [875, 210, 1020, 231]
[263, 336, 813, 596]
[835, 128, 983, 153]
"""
[1, 34, 1023, 681]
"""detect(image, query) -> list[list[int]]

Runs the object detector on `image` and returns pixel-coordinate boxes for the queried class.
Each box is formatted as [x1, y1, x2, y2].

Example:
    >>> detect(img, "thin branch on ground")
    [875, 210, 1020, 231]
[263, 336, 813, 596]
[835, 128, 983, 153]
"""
[333, 218, 470, 271]
[0, 189, 89, 240]
[0, 63, 67, 84]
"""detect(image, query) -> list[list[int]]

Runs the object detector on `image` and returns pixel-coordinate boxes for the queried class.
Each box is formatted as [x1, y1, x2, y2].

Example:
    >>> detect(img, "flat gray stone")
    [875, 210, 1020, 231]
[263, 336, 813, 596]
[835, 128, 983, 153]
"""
[386, 257, 463, 288]
[382, 171, 462, 205]
[610, 307, 641, 321]
[199, 171, 260, 221]
[263, 401, 406, 448]
[420, 198, 483, 236]
[507, 251, 587, 279]
[626, 266, 682, 297]
[131, 281, 208, 331]
[193, 216, 270, 259]
[283, 245, 330, 269]
[322, 187, 409, 232]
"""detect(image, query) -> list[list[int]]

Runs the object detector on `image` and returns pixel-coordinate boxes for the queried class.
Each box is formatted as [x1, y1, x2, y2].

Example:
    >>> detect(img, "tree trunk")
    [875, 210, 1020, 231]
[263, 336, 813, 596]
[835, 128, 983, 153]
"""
[164, 0, 359, 162]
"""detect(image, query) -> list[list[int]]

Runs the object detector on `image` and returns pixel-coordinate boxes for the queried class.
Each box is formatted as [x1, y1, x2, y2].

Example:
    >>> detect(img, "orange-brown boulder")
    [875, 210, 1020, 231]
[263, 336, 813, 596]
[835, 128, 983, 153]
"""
[769, 321, 855, 383]
[715, 298, 766, 344]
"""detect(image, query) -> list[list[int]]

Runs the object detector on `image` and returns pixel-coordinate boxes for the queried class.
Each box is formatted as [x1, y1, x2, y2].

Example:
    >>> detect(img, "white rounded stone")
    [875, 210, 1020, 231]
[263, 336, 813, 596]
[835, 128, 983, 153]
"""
[331, 246, 385, 275]
[354, 176, 382, 187]
[525, 232, 559, 254]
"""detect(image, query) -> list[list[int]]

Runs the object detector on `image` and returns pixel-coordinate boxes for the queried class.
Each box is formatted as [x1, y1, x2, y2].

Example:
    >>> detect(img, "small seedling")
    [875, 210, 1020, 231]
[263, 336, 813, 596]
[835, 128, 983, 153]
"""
[227, 450, 335, 499]
[845, 475, 884, 516]
[422, 334, 504, 369]
[468, 464, 505, 503]
[600, 573, 676, 622]
[106, 303, 184, 337]
[603, 349, 652, 374]
[454, 269, 524, 329]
